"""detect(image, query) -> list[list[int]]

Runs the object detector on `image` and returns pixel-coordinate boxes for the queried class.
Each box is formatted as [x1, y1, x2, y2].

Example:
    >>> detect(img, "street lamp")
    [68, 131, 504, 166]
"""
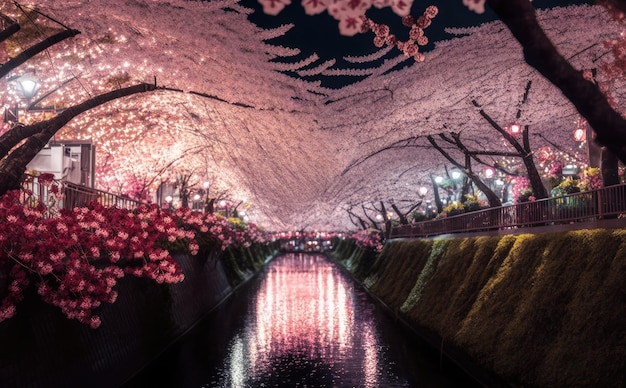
[418, 186, 428, 196]
[16, 74, 40, 100]
[4, 73, 40, 123]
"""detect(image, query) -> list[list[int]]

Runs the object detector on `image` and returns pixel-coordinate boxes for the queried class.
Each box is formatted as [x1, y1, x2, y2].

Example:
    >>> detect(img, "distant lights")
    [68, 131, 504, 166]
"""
[563, 164, 579, 176]
[509, 123, 522, 134]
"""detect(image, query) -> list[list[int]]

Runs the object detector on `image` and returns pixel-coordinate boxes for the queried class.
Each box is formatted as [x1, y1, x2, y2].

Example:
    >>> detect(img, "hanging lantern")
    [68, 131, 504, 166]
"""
[509, 123, 522, 134]
[574, 117, 587, 142]
[573, 128, 585, 142]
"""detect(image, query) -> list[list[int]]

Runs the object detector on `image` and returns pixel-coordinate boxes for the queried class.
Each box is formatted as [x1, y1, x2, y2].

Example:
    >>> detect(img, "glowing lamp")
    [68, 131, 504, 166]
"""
[509, 123, 522, 134]
[16, 74, 40, 100]
[419, 186, 428, 196]
[484, 167, 494, 179]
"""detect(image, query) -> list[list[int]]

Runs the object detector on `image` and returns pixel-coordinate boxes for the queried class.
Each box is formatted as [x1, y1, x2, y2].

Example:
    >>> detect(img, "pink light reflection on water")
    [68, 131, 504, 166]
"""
[222, 253, 384, 386]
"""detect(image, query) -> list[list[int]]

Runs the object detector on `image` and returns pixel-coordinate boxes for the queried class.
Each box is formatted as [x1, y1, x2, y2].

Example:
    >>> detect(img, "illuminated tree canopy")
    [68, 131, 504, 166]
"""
[0, 0, 622, 231]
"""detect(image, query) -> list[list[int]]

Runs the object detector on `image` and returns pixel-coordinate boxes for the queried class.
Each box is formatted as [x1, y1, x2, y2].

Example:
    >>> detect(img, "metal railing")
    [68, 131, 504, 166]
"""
[20, 175, 143, 212]
[390, 184, 626, 239]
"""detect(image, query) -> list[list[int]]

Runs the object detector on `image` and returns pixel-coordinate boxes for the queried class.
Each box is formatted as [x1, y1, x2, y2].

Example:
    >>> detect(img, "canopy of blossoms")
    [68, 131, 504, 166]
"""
[0, 0, 621, 231]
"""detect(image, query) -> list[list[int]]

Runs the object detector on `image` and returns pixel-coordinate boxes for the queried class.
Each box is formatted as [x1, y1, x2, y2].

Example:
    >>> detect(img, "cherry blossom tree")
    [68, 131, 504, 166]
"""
[260, 0, 626, 165]
[0, 0, 620, 231]
[0, 83, 157, 195]
[479, 0, 626, 163]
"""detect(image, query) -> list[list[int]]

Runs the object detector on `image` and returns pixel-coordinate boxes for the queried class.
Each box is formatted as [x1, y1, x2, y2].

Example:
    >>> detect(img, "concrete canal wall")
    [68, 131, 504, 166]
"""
[330, 229, 626, 387]
[0, 243, 277, 388]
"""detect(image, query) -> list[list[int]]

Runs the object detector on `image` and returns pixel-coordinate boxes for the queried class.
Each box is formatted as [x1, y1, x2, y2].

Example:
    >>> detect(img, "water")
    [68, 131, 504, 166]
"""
[124, 253, 480, 387]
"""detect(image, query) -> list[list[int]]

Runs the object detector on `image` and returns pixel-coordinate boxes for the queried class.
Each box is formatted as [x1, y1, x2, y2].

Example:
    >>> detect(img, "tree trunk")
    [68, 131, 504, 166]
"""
[601, 147, 620, 186]
[0, 83, 157, 195]
[472, 101, 548, 199]
[390, 203, 408, 224]
[0, 122, 47, 160]
[521, 125, 549, 198]
[0, 15, 20, 43]
[430, 174, 443, 213]
[487, 0, 626, 164]
[0, 29, 80, 79]
[468, 169, 502, 207]
[427, 135, 503, 206]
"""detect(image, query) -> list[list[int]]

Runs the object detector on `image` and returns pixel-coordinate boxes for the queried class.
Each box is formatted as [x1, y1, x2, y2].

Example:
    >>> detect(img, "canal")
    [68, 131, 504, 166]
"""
[123, 253, 481, 387]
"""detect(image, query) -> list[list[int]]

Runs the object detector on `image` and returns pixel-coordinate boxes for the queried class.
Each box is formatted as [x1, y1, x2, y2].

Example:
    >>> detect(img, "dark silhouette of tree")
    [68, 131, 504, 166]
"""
[470, 80, 549, 199]
[0, 14, 20, 42]
[487, 0, 626, 164]
[427, 133, 503, 207]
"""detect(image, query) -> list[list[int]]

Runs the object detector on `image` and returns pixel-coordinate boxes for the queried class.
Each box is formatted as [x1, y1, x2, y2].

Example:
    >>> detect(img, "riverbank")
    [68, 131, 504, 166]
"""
[0, 243, 277, 388]
[329, 228, 626, 387]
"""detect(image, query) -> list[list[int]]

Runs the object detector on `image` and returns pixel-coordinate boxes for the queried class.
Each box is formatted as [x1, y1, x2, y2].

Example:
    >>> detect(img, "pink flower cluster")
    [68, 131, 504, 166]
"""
[0, 191, 189, 328]
[548, 162, 564, 178]
[0, 189, 270, 329]
[173, 208, 268, 251]
[512, 176, 532, 203]
[361, 5, 438, 62]
[581, 167, 603, 191]
[349, 229, 384, 253]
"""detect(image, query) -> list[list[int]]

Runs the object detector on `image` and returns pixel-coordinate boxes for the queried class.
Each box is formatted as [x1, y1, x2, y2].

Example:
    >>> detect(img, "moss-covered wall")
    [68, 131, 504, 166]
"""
[330, 229, 626, 387]
[0, 243, 278, 388]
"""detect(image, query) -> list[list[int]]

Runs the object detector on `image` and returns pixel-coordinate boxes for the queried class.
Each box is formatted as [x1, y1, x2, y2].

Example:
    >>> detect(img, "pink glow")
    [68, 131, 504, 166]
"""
[223, 254, 383, 385]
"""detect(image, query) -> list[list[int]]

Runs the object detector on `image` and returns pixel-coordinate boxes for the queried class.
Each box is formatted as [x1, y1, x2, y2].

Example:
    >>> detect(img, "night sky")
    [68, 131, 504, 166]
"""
[241, 0, 593, 87]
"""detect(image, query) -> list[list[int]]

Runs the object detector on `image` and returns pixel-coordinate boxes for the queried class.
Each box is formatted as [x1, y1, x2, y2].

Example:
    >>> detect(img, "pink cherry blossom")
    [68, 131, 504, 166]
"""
[258, 0, 291, 15]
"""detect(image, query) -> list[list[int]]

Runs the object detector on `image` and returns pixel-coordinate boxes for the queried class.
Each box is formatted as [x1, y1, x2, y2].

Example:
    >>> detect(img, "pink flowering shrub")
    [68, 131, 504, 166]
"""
[0, 191, 188, 328]
[349, 229, 384, 253]
[512, 176, 534, 204]
[580, 167, 603, 191]
[171, 208, 267, 252]
[0, 188, 270, 329]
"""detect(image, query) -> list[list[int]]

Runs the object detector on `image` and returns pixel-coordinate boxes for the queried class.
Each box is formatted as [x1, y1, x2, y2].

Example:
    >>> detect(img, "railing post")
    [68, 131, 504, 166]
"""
[597, 188, 604, 219]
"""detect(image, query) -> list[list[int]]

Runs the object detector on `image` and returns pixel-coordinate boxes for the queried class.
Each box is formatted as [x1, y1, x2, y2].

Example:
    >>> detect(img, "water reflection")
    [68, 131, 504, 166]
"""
[217, 254, 388, 387]
[126, 253, 478, 387]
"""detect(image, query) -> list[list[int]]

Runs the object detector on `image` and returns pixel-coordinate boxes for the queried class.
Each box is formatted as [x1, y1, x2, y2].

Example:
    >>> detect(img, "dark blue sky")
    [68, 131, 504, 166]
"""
[242, 0, 592, 87]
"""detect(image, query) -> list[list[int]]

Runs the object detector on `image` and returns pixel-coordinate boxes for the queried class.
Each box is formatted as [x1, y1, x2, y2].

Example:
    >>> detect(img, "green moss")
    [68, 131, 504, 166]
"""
[400, 238, 446, 313]
[332, 228, 626, 387]
[369, 239, 434, 310]
[409, 235, 507, 336]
